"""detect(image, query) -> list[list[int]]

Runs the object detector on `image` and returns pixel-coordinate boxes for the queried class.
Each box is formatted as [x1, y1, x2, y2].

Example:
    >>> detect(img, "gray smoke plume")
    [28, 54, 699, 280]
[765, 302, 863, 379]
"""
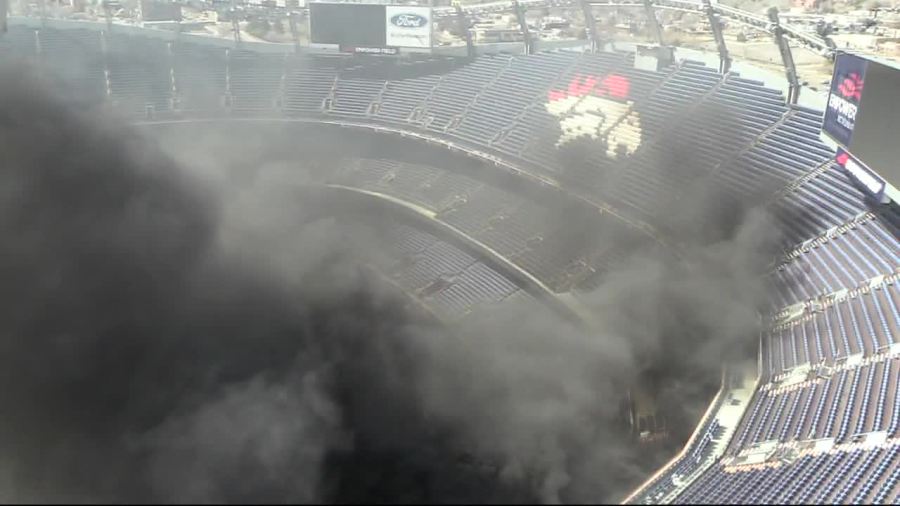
[0, 62, 430, 503]
[0, 57, 785, 505]
[395, 194, 780, 503]
[386, 100, 786, 503]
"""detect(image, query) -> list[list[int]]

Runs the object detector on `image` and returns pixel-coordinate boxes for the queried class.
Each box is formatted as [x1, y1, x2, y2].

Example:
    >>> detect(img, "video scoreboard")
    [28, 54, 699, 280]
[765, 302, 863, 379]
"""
[309, 2, 432, 55]
[821, 52, 900, 204]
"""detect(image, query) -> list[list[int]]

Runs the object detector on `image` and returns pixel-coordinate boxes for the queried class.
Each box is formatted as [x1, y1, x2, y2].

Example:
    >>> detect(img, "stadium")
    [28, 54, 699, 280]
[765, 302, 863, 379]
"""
[0, 0, 898, 503]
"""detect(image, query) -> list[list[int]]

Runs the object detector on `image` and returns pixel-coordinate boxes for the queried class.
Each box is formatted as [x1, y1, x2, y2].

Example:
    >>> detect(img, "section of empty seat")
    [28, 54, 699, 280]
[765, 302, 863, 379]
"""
[9, 30, 888, 271]
[604, 68, 781, 224]
[173, 42, 226, 114]
[330, 158, 648, 293]
[0, 24, 38, 57]
[772, 162, 871, 246]
[771, 212, 900, 307]
[330, 158, 481, 212]
[106, 34, 173, 118]
[764, 282, 899, 375]
[377, 223, 527, 319]
[282, 56, 337, 115]
[675, 444, 900, 504]
[372, 75, 439, 123]
[425, 261, 520, 318]
[329, 77, 385, 117]
[228, 50, 284, 113]
[713, 107, 833, 201]
[36, 27, 107, 105]
[415, 55, 514, 133]
[734, 356, 900, 449]
[451, 51, 577, 146]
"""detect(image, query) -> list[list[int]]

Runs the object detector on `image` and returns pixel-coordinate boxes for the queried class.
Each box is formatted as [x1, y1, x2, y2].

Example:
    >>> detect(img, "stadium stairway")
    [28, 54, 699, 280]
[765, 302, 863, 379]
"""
[626, 362, 759, 504]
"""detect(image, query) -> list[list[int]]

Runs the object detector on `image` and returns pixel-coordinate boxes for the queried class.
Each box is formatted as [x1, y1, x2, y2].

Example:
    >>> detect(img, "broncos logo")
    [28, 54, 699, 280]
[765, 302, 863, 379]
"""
[838, 72, 863, 102]
[545, 73, 643, 158]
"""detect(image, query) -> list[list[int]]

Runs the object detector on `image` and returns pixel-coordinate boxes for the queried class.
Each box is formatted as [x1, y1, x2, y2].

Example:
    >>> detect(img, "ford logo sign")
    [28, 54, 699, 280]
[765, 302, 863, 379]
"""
[391, 13, 428, 28]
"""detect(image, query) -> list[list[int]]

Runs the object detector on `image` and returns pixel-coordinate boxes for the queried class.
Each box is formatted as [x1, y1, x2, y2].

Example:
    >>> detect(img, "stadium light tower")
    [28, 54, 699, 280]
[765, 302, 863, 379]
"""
[454, 3, 475, 59]
[230, 2, 242, 46]
[702, 0, 731, 74]
[0, 0, 7, 34]
[512, 0, 534, 55]
[580, 0, 601, 53]
[102, 0, 114, 30]
[642, 0, 664, 47]
[38, 0, 47, 25]
[288, 10, 301, 52]
[767, 7, 800, 105]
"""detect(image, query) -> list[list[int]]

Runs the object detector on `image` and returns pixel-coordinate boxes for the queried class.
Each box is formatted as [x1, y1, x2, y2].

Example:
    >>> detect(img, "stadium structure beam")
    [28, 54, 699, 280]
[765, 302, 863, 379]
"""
[455, 3, 475, 59]
[180, 0, 834, 59]
[579, 0, 601, 52]
[702, 0, 730, 74]
[0, 0, 7, 34]
[512, 0, 534, 55]
[642, 0, 664, 46]
[102, 0, 114, 30]
[230, 0, 241, 46]
[37, 0, 45, 24]
[715, 2, 832, 57]
[288, 10, 301, 52]
[767, 7, 800, 105]
[586, 0, 834, 57]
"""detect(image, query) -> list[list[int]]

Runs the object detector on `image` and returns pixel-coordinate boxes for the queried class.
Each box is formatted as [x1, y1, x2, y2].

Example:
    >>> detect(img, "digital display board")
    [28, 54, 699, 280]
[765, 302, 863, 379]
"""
[1, 0, 8, 34]
[545, 73, 642, 159]
[141, 0, 183, 22]
[844, 61, 900, 188]
[310, 3, 387, 47]
[822, 52, 900, 194]
[309, 2, 432, 51]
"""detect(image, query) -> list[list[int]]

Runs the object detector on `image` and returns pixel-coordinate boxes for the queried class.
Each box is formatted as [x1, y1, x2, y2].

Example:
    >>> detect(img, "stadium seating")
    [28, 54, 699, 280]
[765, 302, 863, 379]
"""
[173, 42, 227, 114]
[676, 443, 900, 504]
[228, 50, 284, 114]
[329, 158, 652, 292]
[1, 24, 37, 56]
[5, 25, 898, 504]
[733, 356, 899, 450]
[34, 27, 106, 104]
[763, 283, 900, 373]
[106, 34, 173, 118]
[378, 223, 530, 319]
[283, 56, 339, 115]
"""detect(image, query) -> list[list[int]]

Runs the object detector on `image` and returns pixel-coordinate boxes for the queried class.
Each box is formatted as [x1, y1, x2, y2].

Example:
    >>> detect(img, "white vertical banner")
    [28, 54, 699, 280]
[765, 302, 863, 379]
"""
[385, 5, 432, 49]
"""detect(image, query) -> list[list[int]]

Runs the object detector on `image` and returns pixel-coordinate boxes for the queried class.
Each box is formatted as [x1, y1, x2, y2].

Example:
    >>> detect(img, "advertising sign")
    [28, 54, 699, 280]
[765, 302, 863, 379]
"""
[822, 53, 868, 149]
[340, 46, 399, 55]
[385, 5, 432, 49]
[835, 148, 886, 200]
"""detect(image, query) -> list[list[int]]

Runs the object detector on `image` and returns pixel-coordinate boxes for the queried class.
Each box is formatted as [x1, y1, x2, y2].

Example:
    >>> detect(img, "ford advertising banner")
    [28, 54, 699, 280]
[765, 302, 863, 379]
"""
[822, 53, 868, 149]
[385, 6, 432, 49]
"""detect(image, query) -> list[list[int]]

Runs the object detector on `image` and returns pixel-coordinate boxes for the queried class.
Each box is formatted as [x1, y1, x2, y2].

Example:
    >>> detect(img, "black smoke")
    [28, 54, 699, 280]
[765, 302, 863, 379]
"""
[0, 53, 787, 505]
[0, 62, 537, 504]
